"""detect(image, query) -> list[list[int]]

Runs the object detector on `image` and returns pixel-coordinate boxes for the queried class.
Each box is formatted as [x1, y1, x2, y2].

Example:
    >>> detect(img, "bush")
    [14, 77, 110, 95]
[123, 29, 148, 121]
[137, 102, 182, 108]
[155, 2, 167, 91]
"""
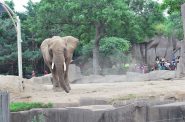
[100, 37, 130, 56]
[82, 37, 131, 57]
[10, 102, 53, 112]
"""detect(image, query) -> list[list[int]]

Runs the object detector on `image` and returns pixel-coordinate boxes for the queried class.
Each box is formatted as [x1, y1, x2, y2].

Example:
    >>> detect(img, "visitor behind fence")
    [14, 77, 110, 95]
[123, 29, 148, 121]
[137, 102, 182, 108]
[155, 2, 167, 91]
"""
[44, 70, 48, 75]
[32, 70, 36, 77]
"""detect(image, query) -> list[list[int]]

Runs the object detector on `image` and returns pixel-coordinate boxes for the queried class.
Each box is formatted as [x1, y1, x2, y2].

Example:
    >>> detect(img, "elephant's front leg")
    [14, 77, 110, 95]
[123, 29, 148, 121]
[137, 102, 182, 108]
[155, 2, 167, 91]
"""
[50, 67, 61, 91]
[64, 59, 71, 90]
[46, 62, 60, 88]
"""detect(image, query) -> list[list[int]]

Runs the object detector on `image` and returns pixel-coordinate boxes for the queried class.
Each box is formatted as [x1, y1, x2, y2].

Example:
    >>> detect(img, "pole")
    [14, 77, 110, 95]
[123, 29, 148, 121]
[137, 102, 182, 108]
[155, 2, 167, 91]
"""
[0, 1, 23, 78]
[16, 16, 23, 78]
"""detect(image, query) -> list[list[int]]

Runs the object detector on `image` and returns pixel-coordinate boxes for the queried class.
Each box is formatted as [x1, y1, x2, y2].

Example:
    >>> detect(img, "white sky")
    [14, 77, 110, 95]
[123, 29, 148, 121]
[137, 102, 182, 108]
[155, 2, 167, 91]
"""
[12, 0, 40, 12]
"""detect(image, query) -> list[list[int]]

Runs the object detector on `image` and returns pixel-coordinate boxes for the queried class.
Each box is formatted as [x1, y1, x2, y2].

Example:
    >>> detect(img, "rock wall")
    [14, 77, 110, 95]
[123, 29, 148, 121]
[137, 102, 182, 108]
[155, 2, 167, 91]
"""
[132, 36, 181, 66]
[10, 101, 185, 122]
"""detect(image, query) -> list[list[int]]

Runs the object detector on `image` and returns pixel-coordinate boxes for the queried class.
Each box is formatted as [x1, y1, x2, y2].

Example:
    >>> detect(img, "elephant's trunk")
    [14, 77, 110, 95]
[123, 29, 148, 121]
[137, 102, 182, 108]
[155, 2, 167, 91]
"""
[54, 57, 70, 93]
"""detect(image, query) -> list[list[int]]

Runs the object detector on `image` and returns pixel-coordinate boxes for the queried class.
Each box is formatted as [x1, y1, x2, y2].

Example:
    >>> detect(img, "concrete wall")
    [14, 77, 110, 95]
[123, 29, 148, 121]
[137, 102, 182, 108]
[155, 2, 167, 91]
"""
[0, 92, 9, 122]
[10, 101, 185, 122]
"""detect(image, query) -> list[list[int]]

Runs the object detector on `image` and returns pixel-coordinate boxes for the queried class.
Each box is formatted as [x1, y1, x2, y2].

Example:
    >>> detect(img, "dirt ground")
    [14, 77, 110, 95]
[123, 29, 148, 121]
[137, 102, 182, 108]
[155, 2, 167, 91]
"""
[9, 77, 185, 106]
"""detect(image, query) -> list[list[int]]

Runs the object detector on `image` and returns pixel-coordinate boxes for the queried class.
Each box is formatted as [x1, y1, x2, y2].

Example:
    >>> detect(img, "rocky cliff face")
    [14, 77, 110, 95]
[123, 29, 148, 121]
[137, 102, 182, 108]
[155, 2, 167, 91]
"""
[132, 36, 181, 66]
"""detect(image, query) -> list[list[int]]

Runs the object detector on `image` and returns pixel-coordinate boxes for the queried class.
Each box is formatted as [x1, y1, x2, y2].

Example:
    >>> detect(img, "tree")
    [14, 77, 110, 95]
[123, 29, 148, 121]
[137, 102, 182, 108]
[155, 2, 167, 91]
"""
[161, 0, 185, 14]
[74, 0, 134, 74]
[21, 1, 42, 74]
[26, 0, 136, 74]
[161, 0, 185, 77]
[0, 1, 18, 75]
[22, 0, 165, 74]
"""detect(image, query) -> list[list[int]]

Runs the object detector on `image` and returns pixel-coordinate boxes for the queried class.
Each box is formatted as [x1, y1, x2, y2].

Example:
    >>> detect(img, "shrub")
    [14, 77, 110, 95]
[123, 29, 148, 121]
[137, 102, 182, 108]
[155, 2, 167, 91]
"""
[10, 102, 53, 112]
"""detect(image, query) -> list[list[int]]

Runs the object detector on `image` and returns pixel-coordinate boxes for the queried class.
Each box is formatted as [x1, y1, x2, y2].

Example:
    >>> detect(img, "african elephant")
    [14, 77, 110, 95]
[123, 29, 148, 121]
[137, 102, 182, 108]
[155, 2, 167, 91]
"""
[40, 36, 79, 93]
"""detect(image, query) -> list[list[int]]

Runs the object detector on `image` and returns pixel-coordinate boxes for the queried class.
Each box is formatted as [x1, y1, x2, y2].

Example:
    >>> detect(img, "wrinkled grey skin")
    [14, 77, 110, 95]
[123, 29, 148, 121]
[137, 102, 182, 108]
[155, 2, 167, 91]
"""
[40, 36, 79, 93]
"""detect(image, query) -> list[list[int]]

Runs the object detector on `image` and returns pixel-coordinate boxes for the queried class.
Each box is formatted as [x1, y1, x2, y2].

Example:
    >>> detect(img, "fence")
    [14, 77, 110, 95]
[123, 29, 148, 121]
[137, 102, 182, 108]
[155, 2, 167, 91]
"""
[0, 91, 9, 122]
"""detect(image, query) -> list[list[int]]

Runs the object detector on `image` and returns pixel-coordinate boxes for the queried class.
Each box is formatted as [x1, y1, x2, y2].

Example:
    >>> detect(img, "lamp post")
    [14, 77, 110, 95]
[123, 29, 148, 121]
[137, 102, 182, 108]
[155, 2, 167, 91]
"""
[0, 0, 23, 78]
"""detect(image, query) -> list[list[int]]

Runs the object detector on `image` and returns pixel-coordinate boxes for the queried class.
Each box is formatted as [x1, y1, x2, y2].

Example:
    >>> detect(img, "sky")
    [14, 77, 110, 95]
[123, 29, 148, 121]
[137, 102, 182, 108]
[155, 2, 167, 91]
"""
[12, 0, 40, 12]
[12, 0, 163, 12]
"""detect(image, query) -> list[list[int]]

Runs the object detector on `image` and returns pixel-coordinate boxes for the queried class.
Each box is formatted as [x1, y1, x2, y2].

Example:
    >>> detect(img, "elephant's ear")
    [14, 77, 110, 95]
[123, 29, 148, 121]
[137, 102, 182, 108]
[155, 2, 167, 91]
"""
[65, 36, 79, 54]
[40, 38, 52, 63]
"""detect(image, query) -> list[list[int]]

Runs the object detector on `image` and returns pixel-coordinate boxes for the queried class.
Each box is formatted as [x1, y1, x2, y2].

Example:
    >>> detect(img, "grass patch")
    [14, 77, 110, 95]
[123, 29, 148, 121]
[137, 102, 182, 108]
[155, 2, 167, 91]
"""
[109, 94, 138, 104]
[10, 102, 53, 112]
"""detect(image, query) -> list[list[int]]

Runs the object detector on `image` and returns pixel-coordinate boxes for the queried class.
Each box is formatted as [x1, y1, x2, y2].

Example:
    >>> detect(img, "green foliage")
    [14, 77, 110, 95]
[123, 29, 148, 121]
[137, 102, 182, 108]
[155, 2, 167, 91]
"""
[163, 12, 183, 40]
[153, 23, 166, 35]
[81, 42, 93, 57]
[0, 0, 178, 75]
[82, 37, 130, 56]
[122, 0, 165, 42]
[100, 37, 130, 55]
[161, 0, 185, 14]
[10, 102, 53, 112]
[26, 0, 164, 44]
[160, 0, 184, 40]
[0, 17, 17, 65]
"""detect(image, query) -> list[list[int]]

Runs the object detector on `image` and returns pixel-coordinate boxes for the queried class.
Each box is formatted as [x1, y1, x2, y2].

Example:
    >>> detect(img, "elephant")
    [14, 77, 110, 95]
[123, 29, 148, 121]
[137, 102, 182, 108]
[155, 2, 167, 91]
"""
[40, 36, 79, 93]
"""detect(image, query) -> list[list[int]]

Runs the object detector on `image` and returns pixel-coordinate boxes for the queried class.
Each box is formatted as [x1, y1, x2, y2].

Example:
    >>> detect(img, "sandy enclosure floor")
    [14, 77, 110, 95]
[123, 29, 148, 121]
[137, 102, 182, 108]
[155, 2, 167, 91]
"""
[10, 79, 185, 105]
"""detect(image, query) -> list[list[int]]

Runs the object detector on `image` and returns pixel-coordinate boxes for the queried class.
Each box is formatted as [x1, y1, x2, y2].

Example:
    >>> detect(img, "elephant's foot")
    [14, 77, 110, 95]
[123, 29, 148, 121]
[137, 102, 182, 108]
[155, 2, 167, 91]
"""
[60, 84, 70, 93]
[52, 86, 63, 92]
[51, 78, 60, 87]
[65, 80, 71, 90]
[68, 84, 71, 90]
[53, 83, 70, 93]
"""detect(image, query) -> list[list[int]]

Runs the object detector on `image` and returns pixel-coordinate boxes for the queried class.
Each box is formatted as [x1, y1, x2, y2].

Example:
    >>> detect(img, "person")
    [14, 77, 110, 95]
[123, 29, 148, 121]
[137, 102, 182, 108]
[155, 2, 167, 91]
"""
[160, 57, 165, 70]
[44, 70, 48, 75]
[155, 56, 161, 70]
[164, 60, 170, 70]
[32, 70, 36, 77]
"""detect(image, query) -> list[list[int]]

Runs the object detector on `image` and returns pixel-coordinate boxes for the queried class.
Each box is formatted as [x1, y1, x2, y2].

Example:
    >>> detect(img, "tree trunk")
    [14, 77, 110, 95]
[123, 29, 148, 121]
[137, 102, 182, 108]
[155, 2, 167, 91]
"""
[144, 43, 147, 64]
[93, 22, 104, 75]
[176, 4, 185, 77]
[139, 44, 144, 64]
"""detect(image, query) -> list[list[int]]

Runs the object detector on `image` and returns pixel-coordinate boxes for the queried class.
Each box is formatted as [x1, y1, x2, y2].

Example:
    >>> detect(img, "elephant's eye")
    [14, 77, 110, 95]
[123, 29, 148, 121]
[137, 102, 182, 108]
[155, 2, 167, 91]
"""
[49, 48, 53, 57]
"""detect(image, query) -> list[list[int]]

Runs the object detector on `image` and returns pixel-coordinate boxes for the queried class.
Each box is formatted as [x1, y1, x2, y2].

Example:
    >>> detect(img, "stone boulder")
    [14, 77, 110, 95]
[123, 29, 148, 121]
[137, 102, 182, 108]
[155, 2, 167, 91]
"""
[72, 75, 127, 84]
[30, 74, 52, 84]
[31, 64, 82, 84]
[0, 75, 24, 93]
[146, 70, 175, 80]
[126, 70, 176, 82]
[68, 64, 82, 82]
[126, 72, 147, 82]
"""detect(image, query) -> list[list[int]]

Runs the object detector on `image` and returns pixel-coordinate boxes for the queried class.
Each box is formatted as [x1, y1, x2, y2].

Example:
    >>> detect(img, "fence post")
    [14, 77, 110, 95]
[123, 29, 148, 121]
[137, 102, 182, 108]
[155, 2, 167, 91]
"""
[0, 91, 10, 122]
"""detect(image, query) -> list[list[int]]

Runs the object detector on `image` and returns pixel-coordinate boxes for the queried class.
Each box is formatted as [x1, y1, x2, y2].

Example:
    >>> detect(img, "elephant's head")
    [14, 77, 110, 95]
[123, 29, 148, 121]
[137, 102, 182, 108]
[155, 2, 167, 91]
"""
[40, 36, 79, 93]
